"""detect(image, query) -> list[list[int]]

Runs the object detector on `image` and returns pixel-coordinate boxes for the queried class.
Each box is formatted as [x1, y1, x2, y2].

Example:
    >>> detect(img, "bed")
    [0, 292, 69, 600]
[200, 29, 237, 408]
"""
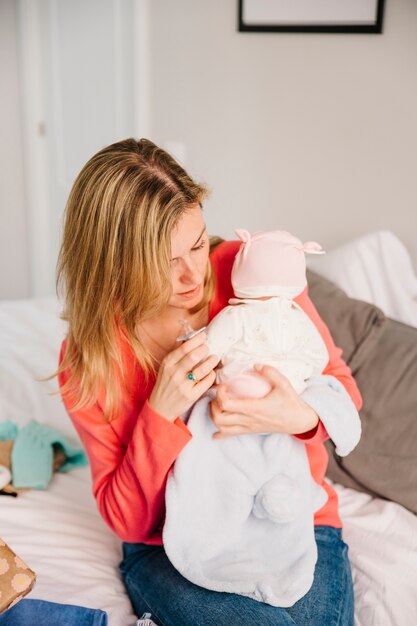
[0, 230, 416, 625]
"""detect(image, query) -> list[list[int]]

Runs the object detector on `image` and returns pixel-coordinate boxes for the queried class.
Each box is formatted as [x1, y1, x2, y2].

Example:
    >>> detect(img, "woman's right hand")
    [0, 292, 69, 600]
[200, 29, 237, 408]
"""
[148, 331, 219, 422]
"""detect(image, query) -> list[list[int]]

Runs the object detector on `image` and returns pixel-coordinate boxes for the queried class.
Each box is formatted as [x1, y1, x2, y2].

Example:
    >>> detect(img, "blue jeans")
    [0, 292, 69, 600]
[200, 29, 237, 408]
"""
[119, 525, 354, 625]
[0, 599, 108, 625]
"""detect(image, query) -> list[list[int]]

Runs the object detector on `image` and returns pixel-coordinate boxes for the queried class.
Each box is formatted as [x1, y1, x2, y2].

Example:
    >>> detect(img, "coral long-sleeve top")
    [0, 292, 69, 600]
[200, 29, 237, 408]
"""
[58, 241, 362, 544]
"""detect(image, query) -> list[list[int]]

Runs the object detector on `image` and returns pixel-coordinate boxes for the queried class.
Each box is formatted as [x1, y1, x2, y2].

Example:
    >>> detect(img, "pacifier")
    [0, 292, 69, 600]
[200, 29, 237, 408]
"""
[175, 319, 206, 342]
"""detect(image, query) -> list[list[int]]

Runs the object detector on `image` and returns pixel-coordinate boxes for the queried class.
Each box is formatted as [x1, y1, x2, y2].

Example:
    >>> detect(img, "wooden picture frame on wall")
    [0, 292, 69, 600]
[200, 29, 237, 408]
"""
[238, 0, 385, 34]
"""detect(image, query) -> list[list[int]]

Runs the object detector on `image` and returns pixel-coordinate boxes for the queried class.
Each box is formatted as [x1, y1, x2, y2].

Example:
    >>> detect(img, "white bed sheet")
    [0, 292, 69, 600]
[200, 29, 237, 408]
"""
[335, 482, 417, 626]
[0, 297, 136, 625]
[0, 468, 136, 626]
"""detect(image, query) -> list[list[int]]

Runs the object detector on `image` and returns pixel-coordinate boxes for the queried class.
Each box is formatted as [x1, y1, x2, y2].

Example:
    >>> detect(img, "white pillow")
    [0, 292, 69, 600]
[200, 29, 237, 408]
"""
[308, 230, 417, 328]
[0, 297, 80, 442]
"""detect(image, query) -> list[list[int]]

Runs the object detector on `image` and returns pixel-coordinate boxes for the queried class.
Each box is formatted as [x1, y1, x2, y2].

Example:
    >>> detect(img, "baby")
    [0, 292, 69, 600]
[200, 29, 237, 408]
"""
[207, 229, 328, 399]
[163, 229, 361, 607]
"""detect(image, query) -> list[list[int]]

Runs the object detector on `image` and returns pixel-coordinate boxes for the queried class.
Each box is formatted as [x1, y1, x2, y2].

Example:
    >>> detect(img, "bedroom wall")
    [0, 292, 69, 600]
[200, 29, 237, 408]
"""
[1, 0, 416, 300]
[0, 0, 29, 299]
[147, 0, 417, 269]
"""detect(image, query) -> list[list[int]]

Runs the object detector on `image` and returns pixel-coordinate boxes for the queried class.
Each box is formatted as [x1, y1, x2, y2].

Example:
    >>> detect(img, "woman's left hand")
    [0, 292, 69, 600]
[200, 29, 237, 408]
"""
[209, 365, 319, 440]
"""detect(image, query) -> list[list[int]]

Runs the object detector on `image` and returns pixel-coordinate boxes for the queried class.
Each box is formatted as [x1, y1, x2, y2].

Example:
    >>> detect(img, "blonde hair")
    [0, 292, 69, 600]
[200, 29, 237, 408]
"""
[55, 138, 212, 419]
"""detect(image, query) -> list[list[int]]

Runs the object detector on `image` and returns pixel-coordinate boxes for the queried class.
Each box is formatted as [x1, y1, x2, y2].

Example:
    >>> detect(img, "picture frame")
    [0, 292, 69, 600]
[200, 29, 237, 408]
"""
[238, 0, 385, 34]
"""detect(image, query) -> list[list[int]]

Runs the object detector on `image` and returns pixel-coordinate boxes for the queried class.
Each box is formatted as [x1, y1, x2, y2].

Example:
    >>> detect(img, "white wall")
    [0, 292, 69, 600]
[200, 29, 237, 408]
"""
[148, 0, 417, 269]
[0, 0, 29, 298]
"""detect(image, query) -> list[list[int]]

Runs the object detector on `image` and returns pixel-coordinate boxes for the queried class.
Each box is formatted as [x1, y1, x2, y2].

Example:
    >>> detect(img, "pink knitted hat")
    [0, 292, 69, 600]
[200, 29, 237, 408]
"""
[231, 229, 325, 298]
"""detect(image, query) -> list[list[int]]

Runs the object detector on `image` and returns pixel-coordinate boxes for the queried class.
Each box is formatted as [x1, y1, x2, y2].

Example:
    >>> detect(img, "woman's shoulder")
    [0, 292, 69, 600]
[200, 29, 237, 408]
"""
[209, 238, 240, 292]
[209, 239, 240, 320]
[209, 239, 240, 267]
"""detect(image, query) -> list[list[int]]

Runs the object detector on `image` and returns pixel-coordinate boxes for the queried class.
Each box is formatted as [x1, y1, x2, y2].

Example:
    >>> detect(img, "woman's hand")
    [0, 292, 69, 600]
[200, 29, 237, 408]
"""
[149, 331, 220, 422]
[209, 365, 319, 439]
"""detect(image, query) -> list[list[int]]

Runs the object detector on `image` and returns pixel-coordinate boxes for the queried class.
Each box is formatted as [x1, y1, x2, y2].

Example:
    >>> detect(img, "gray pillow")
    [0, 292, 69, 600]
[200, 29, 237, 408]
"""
[306, 269, 386, 373]
[307, 270, 417, 514]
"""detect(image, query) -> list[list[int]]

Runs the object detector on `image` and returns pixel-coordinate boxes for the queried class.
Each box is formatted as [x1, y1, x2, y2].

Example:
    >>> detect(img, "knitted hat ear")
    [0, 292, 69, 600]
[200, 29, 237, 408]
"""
[235, 229, 251, 243]
[302, 241, 326, 255]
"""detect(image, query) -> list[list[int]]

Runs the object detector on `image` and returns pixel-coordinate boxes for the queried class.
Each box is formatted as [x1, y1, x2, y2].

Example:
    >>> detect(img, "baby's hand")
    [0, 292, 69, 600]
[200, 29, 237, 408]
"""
[225, 371, 272, 399]
[209, 365, 319, 439]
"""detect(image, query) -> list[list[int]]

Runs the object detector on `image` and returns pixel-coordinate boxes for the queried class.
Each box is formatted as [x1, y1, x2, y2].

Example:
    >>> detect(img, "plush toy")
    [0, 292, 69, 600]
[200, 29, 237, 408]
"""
[163, 229, 361, 607]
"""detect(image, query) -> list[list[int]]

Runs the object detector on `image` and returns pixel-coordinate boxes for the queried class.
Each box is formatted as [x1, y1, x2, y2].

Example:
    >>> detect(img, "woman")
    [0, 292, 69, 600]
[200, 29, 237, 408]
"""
[57, 138, 361, 625]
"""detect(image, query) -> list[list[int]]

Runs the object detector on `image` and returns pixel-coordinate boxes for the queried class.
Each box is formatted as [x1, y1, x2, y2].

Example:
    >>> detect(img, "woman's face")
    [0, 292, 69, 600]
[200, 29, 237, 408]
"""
[168, 205, 209, 310]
